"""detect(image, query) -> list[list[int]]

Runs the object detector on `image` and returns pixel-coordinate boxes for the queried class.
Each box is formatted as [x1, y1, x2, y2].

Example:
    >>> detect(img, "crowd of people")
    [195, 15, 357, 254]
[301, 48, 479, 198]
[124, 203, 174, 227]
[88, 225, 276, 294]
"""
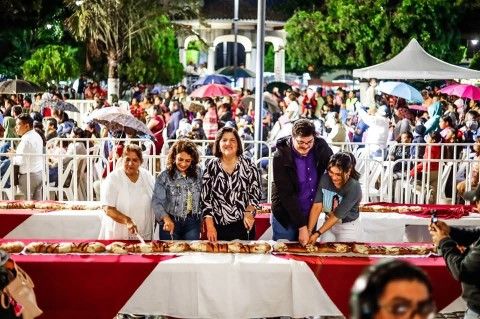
[0, 79, 479, 319]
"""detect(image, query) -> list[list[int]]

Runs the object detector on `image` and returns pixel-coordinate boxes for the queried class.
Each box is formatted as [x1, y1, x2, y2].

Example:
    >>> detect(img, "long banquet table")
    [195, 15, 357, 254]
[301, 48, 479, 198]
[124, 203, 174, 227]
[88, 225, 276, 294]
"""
[255, 212, 480, 242]
[1, 202, 479, 242]
[9, 246, 463, 319]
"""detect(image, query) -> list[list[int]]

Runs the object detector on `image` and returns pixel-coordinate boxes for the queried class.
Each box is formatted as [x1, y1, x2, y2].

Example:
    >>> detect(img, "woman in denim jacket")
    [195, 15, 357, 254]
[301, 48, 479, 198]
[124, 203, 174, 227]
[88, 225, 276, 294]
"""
[152, 139, 202, 240]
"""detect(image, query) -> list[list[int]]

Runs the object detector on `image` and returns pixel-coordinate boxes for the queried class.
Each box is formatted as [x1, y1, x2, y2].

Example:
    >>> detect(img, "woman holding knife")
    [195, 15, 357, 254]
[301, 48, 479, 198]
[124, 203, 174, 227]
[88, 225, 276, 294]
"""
[201, 127, 262, 241]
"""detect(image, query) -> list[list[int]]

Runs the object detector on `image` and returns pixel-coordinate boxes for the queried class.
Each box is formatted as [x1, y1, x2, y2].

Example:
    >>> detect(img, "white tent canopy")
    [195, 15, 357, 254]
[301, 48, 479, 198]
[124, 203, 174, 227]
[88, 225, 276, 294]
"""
[353, 38, 480, 80]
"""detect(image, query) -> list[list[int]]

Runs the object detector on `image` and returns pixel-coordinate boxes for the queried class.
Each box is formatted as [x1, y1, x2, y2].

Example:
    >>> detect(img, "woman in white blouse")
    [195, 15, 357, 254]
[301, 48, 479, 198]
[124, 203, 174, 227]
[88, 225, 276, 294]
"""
[100, 144, 155, 240]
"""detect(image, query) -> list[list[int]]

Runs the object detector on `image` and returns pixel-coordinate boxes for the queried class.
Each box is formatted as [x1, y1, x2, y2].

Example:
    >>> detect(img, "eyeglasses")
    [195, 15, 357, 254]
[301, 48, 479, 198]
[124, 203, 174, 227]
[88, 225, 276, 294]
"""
[379, 298, 436, 318]
[294, 138, 314, 147]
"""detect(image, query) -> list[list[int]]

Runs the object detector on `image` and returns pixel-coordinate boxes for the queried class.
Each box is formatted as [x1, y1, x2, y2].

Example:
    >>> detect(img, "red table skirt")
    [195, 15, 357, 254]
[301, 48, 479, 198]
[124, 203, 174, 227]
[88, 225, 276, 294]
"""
[7, 249, 461, 319]
[281, 254, 462, 316]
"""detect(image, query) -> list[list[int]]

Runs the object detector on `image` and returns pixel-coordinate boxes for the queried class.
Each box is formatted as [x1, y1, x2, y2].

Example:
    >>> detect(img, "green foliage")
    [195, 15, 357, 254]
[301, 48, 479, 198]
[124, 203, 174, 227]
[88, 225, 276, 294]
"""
[470, 52, 480, 70]
[285, 0, 464, 71]
[22, 44, 80, 85]
[0, 0, 72, 77]
[64, 0, 199, 79]
[264, 43, 274, 72]
[187, 40, 207, 51]
[391, 0, 464, 63]
[122, 17, 183, 85]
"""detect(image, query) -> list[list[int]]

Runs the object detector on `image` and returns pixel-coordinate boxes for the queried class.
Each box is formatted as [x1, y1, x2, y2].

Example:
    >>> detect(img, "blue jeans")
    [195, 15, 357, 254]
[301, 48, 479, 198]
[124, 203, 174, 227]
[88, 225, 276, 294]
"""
[49, 166, 59, 186]
[158, 214, 201, 240]
[0, 159, 11, 188]
[271, 214, 298, 241]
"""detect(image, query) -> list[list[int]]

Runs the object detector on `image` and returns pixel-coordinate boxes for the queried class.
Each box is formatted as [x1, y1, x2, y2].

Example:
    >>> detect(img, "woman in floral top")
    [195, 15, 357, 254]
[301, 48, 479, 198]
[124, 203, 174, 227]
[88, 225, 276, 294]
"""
[152, 139, 202, 240]
[201, 127, 262, 241]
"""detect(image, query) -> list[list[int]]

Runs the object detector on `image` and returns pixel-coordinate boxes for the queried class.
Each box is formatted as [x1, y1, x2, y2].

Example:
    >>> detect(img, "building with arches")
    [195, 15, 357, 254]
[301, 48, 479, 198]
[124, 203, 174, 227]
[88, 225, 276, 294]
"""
[175, 0, 288, 81]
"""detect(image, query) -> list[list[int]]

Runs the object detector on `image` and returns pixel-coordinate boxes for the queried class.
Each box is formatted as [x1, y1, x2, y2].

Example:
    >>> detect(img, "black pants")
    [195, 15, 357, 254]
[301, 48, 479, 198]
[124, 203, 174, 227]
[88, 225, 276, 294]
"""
[216, 219, 256, 241]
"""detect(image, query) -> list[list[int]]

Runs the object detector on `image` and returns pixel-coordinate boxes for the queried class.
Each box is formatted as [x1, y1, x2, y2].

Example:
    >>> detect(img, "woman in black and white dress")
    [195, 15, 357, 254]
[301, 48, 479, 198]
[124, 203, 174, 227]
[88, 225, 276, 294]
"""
[201, 127, 262, 241]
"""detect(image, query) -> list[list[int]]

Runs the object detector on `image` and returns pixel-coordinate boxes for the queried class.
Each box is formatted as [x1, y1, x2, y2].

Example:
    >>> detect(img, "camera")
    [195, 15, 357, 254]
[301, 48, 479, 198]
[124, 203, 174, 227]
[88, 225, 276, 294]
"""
[430, 211, 438, 224]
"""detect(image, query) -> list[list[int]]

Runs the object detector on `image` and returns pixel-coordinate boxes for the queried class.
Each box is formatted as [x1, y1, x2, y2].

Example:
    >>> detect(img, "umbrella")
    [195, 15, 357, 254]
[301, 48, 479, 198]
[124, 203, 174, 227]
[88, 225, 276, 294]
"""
[265, 81, 292, 94]
[39, 99, 80, 112]
[84, 106, 130, 124]
[190, 83, 235, 98]
[92, 112, 154, 136]
[0, 79, 44, 94]
[241, 93, 281, 114]
[377, 81, 423, 103]
[193, 74, 232, 86]
[439, 84, 480, 100]
[217, 66, 256, 78]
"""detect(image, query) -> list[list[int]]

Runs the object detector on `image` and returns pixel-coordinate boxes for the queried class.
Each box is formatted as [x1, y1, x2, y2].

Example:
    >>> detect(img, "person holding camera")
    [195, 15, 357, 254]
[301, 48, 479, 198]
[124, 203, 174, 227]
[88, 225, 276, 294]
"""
[429, 187, 480, 319]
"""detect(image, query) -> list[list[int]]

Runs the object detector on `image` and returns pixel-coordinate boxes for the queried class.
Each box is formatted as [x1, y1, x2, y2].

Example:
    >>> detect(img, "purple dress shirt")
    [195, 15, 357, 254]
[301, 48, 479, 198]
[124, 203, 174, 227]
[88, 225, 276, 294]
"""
[292, 146, 319, 218]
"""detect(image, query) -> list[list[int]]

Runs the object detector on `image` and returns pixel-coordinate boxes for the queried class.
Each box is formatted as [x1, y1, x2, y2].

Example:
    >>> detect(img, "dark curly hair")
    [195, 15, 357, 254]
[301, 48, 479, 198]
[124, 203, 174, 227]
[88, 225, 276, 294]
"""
[166, 139, 200, 179]
[328, 151, 360, 181]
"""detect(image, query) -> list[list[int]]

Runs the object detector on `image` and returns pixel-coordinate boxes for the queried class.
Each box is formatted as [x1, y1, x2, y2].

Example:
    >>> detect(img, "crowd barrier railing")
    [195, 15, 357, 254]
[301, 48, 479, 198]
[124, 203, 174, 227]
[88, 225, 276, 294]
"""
[1, 138, 477, 206]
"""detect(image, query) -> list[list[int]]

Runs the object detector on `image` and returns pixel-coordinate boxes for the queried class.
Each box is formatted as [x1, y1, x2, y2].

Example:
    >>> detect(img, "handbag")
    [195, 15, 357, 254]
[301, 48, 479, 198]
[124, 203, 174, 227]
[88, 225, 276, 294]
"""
[0, 260, 42, 319]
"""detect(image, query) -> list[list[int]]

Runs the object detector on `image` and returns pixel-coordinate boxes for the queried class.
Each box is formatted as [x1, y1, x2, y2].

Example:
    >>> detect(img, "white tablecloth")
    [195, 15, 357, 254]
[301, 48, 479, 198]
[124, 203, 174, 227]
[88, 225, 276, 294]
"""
[4, 210, 103, 239]
[260, 213, 480, 243]
[120, 254, 342, 319]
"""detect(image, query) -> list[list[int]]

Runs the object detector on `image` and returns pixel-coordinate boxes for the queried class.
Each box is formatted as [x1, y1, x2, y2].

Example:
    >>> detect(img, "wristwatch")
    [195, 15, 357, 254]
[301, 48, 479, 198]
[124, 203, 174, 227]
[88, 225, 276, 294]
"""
[313, 230, 322, 236]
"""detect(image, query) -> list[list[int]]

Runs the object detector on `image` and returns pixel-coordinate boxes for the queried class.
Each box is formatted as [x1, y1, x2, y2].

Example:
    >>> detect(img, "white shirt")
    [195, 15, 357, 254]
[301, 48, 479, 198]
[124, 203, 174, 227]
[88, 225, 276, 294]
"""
[356, 107, 390, 152]
[100, 167, 155, 240]
[13, 129, 44, 174]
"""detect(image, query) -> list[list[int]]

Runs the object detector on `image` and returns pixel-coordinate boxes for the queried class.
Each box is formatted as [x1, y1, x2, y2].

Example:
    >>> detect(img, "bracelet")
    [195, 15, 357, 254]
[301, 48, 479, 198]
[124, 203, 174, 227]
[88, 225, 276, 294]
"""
[313, 230, 322, 236]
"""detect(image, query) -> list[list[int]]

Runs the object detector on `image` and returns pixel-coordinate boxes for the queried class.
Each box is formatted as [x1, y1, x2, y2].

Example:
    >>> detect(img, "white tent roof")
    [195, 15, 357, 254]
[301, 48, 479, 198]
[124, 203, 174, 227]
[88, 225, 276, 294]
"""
[353, 39, 480, 80]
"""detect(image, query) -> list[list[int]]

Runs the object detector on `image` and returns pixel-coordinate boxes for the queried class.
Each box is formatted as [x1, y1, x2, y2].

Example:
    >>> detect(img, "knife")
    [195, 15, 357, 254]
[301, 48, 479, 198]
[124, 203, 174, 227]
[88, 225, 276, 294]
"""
[136, 233, 146, 245]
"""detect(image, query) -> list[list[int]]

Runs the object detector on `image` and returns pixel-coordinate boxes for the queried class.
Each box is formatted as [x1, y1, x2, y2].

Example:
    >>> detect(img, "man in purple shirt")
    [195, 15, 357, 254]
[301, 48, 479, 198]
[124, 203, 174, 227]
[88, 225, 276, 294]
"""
[272, 119, 333, 245]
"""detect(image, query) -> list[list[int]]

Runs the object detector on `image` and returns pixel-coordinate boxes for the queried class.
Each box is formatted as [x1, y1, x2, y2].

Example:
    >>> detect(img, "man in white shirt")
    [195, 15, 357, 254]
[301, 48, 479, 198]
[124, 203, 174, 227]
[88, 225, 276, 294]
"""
[356, 103, 390, 159]
[12, 114, 44, 200]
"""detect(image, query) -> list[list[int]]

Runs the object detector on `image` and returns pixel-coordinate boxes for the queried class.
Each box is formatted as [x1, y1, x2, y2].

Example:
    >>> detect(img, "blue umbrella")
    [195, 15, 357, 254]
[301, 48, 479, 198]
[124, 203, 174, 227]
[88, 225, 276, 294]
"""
[377, 81, 423, 103]
[193, 74, 232, 86]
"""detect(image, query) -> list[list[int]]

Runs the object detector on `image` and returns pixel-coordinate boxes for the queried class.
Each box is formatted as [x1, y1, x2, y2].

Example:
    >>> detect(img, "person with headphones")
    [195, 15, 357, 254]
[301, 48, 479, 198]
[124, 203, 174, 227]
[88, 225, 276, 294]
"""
[429, 190, 480, 319]
[350, 259, 436, 319]
[307, 151, 362, 243]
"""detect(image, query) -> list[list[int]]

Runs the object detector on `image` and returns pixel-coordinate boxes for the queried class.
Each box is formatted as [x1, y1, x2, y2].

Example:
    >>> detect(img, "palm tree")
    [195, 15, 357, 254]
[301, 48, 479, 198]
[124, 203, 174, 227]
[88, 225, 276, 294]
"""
[64, 0, 199, 100]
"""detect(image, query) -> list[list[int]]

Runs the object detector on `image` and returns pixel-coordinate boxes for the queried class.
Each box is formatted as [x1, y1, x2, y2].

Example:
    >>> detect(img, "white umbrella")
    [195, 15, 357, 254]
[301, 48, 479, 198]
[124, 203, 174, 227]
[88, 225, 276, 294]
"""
[377, 81, 423, 103]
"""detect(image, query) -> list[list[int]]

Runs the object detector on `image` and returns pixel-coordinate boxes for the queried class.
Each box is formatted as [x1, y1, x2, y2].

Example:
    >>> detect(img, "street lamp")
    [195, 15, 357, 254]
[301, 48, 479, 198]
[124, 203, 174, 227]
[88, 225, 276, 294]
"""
[472, 39, 479, 46]
[233, 0, 239, 86]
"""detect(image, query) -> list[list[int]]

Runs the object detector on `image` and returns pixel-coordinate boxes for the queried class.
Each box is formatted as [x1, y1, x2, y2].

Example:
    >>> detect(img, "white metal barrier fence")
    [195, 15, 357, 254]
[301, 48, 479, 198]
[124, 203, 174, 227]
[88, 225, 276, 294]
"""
[0, 137, 477, 205]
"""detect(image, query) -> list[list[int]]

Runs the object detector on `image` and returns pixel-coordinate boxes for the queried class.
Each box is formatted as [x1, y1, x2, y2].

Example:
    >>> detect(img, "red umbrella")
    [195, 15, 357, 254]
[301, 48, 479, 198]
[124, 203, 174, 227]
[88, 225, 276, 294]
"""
[439, 84, 480, 100]
[190, 83, 235, 98]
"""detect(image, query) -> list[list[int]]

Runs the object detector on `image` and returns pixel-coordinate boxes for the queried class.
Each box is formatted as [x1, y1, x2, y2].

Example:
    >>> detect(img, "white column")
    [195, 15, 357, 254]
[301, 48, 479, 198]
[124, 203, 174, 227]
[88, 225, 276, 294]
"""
[274, 47, 285, 82]
[245, 51, 252, 71]
[179, 46, 187, 67]
[250, 47, 257, 72]
[207, 46, 215, 74]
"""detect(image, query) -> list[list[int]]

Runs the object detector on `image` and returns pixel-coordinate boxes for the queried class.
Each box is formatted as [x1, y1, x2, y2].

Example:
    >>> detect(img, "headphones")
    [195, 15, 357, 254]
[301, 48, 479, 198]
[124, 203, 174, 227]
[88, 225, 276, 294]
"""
[349, 259, 432, 319]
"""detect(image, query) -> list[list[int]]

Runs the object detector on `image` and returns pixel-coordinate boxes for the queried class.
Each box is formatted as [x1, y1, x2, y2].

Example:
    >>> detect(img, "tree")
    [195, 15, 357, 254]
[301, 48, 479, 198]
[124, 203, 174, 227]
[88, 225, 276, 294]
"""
[0, 0, 73, 77]
[122, 16, 184, 85]
[264, 43, 274, 72]
[22, 44, 80, 86]
[285, 0, 464, 73]
[64, 0, 199, 100]
[391, 0, 464, 63]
